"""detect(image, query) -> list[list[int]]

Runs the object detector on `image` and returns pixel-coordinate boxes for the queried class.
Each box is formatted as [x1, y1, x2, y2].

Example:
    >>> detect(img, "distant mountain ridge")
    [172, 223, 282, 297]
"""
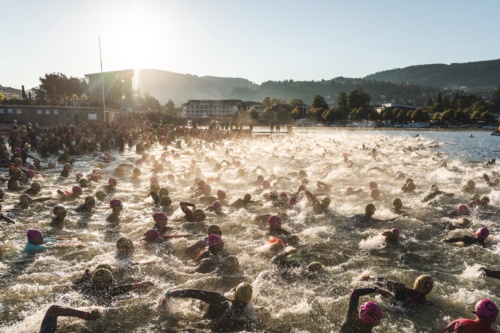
[364, 59, 500, 89]
[137, 69, 256, 105]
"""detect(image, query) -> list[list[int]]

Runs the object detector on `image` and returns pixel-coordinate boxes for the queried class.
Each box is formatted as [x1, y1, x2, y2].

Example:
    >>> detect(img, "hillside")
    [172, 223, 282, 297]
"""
[137, 69, 257, 105]
[230, 77, 439, 106]
[365, 59, 500, 89]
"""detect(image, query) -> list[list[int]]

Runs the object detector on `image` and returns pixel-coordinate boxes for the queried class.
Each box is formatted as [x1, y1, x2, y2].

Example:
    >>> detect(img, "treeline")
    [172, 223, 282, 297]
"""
[365, 59, 500, 89]
[231, 77, 440, 106]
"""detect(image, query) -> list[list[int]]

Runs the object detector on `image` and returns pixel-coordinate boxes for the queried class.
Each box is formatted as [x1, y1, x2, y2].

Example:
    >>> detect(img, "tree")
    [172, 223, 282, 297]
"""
[432, 112, 440, 120]
[425, 98, 434, 108]
[442, 95, 450, 109]
[142, 93, 162, 111]
[309, 108, 325, 121]
[411, 108, 425, 122]
[277, 108, 289, 122]
[0, 93, 5, 101]
[289, 98, 304, 107]
[480, 111, 495, 121]
[39, 72, 88, 99]
[471, 111, 481, 120]
[263, 107, 274, 120]
[382, 110, 394, 120]
[249, 108, 259, 120]
[337, 92, 349, 114]
[368, 111, 381, 121]
[12, 94, 19, 100]
[434, 103, 444, 113]
[440, 110, 453, 122]
[456, 110, 470, 122]
[421, 111, 431, 121]
[81, 93, 88, 102]
[262, 97, 271, 107]
[291, 107, 302, 120]
[348, 88, 370, 110]
[270, 98, 286, 105]
[436, 93, 442, 105]
[396, 110, 407, 122]
[491, 85, 500, 111]
[311, 95, 328, 110]
[322, 107, 341, 122]
[450, 93, 459, 110]
[165, 99, 175, 112]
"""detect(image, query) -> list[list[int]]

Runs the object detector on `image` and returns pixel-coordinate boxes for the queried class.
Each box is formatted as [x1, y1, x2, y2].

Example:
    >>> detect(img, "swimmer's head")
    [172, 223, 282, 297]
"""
[321, 197, 331, 208]
[475, 227, 490, 240]
[307, 262, 325, 272]
[262, 180, 270, 189]
[268, 215, 281, 228]
[217, 190, 226, 200]
[365, 204, 376, 215]
[370, 188, 380, 199]
[368, 181, 378, 190]
[392, 198, 402, 209]
[96, 191, 106, 200]
[193, 209, 206, 222]
[243, 194, 251, 202]
[414, 275, 433, 294]
[301, 178, 308, 185]
[359, 301, 382, 325]
[160, 195, 172, 205]
[473, 299, 498, 323]
[299, 170, 307, 178]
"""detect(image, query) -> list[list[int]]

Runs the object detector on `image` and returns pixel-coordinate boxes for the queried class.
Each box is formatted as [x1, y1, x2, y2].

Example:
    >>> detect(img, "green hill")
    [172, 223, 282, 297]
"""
[364, 59, 500, 89]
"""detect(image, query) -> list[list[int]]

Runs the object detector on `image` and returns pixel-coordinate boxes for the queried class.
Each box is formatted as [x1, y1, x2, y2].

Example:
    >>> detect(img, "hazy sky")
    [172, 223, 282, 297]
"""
[2, 0, 499, 89]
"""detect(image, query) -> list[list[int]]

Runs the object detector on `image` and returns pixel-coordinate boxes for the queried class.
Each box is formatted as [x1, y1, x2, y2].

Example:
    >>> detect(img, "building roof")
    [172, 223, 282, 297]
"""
[84, 69, 135, 77]
[380, 103, 420, 109]
[0, 85, 23, 92]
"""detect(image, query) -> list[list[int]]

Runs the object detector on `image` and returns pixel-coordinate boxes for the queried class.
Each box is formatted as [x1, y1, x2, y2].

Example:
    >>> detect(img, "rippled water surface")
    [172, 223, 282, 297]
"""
[1, 128, 500, 332]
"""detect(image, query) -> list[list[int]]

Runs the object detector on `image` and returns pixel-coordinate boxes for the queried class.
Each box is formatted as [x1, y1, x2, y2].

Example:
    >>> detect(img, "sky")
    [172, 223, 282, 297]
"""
[2, 0, 499, 89]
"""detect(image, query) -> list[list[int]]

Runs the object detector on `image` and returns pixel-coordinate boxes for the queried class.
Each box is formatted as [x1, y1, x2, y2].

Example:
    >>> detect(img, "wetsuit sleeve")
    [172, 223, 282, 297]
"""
[481, 268, 500, 280]
[169, 289, 225, 305]
[150, 191, 160, 205]
[180, 202, 194, 221]
[444, 236, 477, 245]
[439, 319, 460, 333]
[108, 284, 135, 297]
[344, 288, 376, 323]
[40, 316, 58, 333]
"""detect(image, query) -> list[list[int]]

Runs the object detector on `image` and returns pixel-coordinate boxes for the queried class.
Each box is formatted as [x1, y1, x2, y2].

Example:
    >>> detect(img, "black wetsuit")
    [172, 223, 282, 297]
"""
[267, 227, 291, 238]
[422, 190, 446, 202]
[51, 216, 65, 225]
[444, 236, 484, 247]
[339, 288, 378, 333]
[76, 204, 92, 214]
[80, 284, 136, 305]
[60, 170, 69, 177]
[180, 202, 195, 222]
[376, 280, 426, 305]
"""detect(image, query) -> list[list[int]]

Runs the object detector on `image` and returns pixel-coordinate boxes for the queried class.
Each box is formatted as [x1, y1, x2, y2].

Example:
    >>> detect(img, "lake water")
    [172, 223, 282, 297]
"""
[1, 128, 500, 332]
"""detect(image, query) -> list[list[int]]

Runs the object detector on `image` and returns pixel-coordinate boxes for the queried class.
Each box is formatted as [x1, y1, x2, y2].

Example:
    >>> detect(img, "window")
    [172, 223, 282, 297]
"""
[17, 109, 21, 114]
[37, 110, 42, 114]
[0, 109, 3, 113]
[122, 94, 126, 100]
[46, 110, 50, 114]
[8, 109, 13, 113]
[53, 110, 58, 115]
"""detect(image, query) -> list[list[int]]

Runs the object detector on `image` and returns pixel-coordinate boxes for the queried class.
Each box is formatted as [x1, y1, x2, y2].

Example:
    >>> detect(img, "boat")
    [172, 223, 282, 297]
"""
[491, 131, 500, 136]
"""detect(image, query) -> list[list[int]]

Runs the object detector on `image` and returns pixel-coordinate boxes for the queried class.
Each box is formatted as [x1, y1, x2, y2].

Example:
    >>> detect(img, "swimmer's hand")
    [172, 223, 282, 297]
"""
[86, 309, 101, 320]
[381, 230, 398, 240]
[379, 289, 394, 299]
[445, 193, 455, 197]
[359, 274, 371, 281]
[136, 281, 154, 289]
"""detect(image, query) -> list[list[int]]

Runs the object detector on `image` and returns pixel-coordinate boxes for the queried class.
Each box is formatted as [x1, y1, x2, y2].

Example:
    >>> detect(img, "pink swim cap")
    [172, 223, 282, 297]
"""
[475, 227, 489, 240]
[108, 178, 117, 185]
[94, 170, 103, 175]
[27, 170, 34, 177]
[202, 184, 211, 194]
[298, 184, 306, 192]
[93, 152, 100, 157]
[268, 215, 281, 227]
[174, 153, 180, 158]
[167, 174, 174, 180]
[369, 181, 378, 189]
[397, 172, 405, 179]
[153, 212, 167, 223]
[457, 204, 469, 214]
[191, 159, 196, 165]
[207, 234, 222, 246]
[144, 229, 160, 242]
[323, 185, 331, 192]
[27, 229, 42, 242]
[150, 177, 158, 184]
[289, 196, 297, 205]
[15, 147, 21, 152]
[391, 228, 400, 236]
[72, 186, 81, 193]
[212, 201, 222, 210]
[359, 302, 382, 324]
[28, 164, 36, 170]
[89, 175, 99, 182]
[235, 161, 241, 167]
[217, 190, 226, 199]
[474, 299, 498, 323]
[279, 192, 288, 199]
[370, 188, 380, 198]
[136, 159, 142, 165]
[346, 187, 353, 194]
[76, 173, 83, 179]
[110, 199, 121, 208]
[257, 175, 264, 182]
[262, 180, 270, 189]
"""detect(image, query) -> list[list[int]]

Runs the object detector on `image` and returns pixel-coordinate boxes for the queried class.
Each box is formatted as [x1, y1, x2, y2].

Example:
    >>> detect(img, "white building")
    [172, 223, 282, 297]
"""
[182, 99, 243, 118]
[0, 85, 23, 100]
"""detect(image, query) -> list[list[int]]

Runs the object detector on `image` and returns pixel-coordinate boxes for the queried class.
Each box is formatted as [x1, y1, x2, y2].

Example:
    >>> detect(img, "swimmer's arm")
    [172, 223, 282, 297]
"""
[118, 164, 135, 167]
[442, 237, 465, 244]
[345, 288, 385, 322]
[479, 267, 500, 280]
[439, 320, 460, 333]
[0, 213, 15, 224]
[108, 282, 153, 296]
[43, 304, 101, 320]
[168, 289, 225, 304]
[32, 197, 52, 203]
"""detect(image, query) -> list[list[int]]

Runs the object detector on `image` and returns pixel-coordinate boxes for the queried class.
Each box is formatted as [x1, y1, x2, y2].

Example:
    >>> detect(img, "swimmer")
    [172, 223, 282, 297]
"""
[462, 180, 476, 193]
[56, 186, 83, 201]
[352, 204, 399, 225]
[381, 228, 400, 244]
[390, 198, 410, 217]
[206, 201, 225, 215]
[339, 287, 393, 333]
[73, 263, 113, 286]
[116, 237, 134, 258]
[272, 246, 302, 269]
[483, 173, 499, 187]
[193, 234, 227, 262]
[60, 163, 72, 177]
[185, 225, 223, 257]
[0, 204, 16, 224]
[95, 190, 106, 201]
[180, 202, 206, 222]
[447, 204, 470, 218]
[485, 158, 496, 166]
[51, 206, 67, 224]
[421, 184, 455, 202]
[76, 196, 96, 214]
[361, 274, 433, 305]
[442, 227, 489, 247]
[152, 212, 173, 234]
[439, 299, 498, 333]
[14, 193, 51, 210]
[24, 182, 42, 196]
[23, 229, 84, 253]
[158, 282, 254, 331]
[129, 168, 141, 180]
[80, 268, 153, 303]
[442, 217, 471, 231]
[346, 187, 363, 196]
[8, 167, 27, 191]
[192, 255, 239, 274]
[267, 215, 291, 238]
[39, 305, 101, 333]
[468, 195, 490, 208]
[106, 199, 123, 222]
[231, 194, 259, 209]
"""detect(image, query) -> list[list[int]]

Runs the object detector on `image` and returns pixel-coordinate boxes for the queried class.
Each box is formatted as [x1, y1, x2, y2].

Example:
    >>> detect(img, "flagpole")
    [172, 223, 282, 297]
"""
[99, 35, 106, 109]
